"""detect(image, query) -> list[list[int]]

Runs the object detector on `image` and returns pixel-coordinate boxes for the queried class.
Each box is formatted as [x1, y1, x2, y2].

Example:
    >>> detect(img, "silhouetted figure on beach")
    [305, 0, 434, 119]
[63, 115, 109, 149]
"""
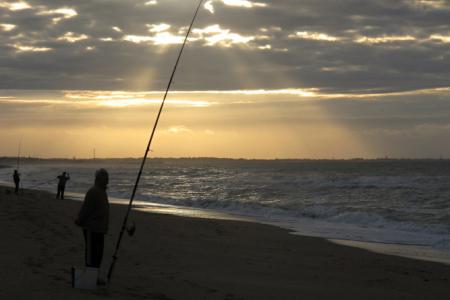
[75, 169, 109, 270]
[56, 172, 70, 199]
[13, 170, 20, 195]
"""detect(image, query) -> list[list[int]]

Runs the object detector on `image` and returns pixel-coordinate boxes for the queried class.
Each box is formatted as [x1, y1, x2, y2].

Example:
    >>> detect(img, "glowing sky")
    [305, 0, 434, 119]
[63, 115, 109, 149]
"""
[1, 0, 450, 158]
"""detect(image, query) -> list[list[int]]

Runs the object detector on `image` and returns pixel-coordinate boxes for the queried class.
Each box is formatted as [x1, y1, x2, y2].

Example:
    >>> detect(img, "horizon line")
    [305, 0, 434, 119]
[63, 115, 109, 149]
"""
[1, 156, 449, 161]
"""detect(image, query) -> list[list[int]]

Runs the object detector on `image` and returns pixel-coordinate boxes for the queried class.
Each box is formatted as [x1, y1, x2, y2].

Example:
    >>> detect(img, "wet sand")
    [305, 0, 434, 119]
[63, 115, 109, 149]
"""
[1, 185, 449, 299]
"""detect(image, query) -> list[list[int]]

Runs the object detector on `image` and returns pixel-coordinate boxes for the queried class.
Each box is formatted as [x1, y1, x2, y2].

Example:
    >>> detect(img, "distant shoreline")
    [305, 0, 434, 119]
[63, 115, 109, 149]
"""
[1, 156, 449, 165]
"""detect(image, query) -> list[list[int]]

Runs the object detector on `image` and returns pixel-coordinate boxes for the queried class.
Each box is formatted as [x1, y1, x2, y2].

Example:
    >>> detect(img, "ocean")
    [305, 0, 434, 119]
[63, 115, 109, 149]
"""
[1, 158, 450, 261]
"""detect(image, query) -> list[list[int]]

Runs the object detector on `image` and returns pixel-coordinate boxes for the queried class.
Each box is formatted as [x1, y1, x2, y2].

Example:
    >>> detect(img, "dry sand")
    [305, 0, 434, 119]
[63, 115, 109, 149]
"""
[0, 185, 449, 300]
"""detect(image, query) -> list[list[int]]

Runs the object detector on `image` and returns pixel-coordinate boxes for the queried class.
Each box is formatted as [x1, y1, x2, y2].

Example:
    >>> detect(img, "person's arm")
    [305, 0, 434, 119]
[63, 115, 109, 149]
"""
[75, 189, 96, 226]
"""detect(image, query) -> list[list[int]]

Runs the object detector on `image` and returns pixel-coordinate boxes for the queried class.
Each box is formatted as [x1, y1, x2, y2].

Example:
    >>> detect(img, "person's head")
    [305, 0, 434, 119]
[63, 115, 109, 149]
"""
[95, 168, 109, 189]
[62, 171, 66, 176]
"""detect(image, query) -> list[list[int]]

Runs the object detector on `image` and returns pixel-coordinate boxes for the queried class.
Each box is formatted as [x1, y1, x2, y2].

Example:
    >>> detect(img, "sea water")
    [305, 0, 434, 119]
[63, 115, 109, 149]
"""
[1, 158, 449, 262]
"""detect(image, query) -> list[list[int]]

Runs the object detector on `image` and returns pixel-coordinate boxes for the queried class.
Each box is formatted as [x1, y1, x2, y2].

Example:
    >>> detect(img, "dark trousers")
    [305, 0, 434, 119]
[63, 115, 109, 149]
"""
[56, 185, 65, 199]
[14, 181, 19, 194]
[83, 230, 105, 268]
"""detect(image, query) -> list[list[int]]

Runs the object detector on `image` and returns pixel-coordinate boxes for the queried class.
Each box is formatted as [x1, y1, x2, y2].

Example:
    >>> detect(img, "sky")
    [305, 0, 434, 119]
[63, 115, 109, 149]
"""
[1, 0, 450, 159]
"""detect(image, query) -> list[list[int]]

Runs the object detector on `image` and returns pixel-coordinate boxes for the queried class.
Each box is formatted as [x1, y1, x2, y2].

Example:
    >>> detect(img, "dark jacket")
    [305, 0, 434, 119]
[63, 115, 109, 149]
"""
[57, 174, 70, 187]
[76, 185, 109, 233]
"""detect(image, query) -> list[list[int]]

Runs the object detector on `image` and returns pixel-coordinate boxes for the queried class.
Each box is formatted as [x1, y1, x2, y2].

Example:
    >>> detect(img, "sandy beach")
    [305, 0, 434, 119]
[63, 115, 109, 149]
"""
[1, 184, 449, 300]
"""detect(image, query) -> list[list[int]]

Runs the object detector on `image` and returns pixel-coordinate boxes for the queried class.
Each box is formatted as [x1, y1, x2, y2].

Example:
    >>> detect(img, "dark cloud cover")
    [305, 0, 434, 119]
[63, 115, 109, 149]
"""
[0, 0, 449, 92]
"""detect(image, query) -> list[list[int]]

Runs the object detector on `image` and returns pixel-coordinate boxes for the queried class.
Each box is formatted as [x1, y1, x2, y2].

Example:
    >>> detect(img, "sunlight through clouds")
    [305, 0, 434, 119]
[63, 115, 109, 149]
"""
[147, 23, 171, 33]
[63, 91, 215, 107]
[288, 31, 341, 42]
[193, 24, 254, 46]
[412, 0, 448, 9]
[37, 7, 78, 24]
[429, 34, 450, 43]
[0, 23, 16, 31]
[356, 35, 417, 44]
[124, 24, 257, 47]
[204, 0, 267, 14]
[124, 33, 184, 45]
[0, 1, 31, 11]
[145, 0, 158, 5]
[167, 126, 193, 134]
[10, 44, 52, 53]
[58, 32, 89, 43]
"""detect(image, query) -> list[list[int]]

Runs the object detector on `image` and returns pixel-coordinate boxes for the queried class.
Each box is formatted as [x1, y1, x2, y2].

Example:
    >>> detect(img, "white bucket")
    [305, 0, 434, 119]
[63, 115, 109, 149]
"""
[71, 266, 99, 289]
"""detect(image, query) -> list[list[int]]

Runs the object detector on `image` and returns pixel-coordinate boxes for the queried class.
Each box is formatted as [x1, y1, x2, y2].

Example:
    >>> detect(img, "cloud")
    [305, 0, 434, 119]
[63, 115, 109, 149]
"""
[288, 31, 341, 42]
[123, 23, 259, 47]
[10, 44, 52, 52]
[204, 0, 267, 14]
[0, 0, 449, 93]
[355, 35, 417, 44]
[37, 7, 77, 24]
[57, 32, 89, 43]
[167, 126, 193, 134]
[0, 23, 16, 31]
[193, 24, 255, 46]
[429, 34, 450, 43]
[0, 1, 31, 11]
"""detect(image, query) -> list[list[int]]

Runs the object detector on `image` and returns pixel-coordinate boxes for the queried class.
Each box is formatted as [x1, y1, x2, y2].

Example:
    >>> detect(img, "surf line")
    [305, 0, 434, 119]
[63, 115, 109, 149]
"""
[107, 0, 205, 282]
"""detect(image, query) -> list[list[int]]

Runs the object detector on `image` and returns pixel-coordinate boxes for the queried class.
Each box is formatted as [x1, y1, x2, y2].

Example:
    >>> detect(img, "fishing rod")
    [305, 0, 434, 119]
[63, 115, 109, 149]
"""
[107, 0, 204, 282]
[16, 138, 22, 171]
[16, 137, 23, 195]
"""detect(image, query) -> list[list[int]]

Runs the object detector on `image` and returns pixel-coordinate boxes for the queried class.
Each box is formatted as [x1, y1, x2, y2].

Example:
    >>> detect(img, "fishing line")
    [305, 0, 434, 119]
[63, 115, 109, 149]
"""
[107, 0, 205, 282]
[16, 138, 22, 171]
[27, 178, 57, 189]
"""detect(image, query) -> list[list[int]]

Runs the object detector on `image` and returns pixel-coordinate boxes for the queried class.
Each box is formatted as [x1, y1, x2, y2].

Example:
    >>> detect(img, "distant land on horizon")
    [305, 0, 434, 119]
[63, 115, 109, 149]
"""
[1, 156, 449, 167]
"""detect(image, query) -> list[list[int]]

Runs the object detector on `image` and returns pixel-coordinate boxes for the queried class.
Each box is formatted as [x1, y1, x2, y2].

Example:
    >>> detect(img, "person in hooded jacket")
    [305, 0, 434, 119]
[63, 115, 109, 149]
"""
[75, 168, 110, 269]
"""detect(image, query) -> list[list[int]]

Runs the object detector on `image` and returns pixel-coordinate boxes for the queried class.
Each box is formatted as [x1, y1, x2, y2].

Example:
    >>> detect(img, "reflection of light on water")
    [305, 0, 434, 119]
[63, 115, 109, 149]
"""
[110, 198, 253, 222]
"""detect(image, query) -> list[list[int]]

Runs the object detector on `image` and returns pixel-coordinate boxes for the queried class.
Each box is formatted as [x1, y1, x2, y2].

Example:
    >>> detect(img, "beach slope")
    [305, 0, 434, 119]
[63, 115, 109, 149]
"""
[0, 185, 449, 299]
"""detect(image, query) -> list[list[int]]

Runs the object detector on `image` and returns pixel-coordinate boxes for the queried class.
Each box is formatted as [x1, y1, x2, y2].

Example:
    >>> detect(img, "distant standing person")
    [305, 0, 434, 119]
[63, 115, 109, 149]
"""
[75, 169, 110, 270]
[13, 170, 20, 194]
[56, 171, 70, 199]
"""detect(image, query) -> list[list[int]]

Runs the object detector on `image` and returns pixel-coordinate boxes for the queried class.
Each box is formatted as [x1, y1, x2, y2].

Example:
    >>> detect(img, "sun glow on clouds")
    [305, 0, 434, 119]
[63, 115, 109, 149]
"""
[356, 35, 416, 44]
[124, 33, 184, 45]
[413, 0, 447, 8]
[204, 0, 267, 14]
[96, 99, 213, 108]
[429, 34, 450, 43]
[147, 23, 171, 33]
[124, 24, 255, 47]
[0, 1, 31, 11]
[167, 126, 192, 134]
[64, 91, 214, 107]
[10, 44, 52, 52]
[289, 31, 340, 42]
[193, 25, 254, 46]
[58, 32, 88, 43]
[0, 23, 16, 31]
[37, 7, 78, 24]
